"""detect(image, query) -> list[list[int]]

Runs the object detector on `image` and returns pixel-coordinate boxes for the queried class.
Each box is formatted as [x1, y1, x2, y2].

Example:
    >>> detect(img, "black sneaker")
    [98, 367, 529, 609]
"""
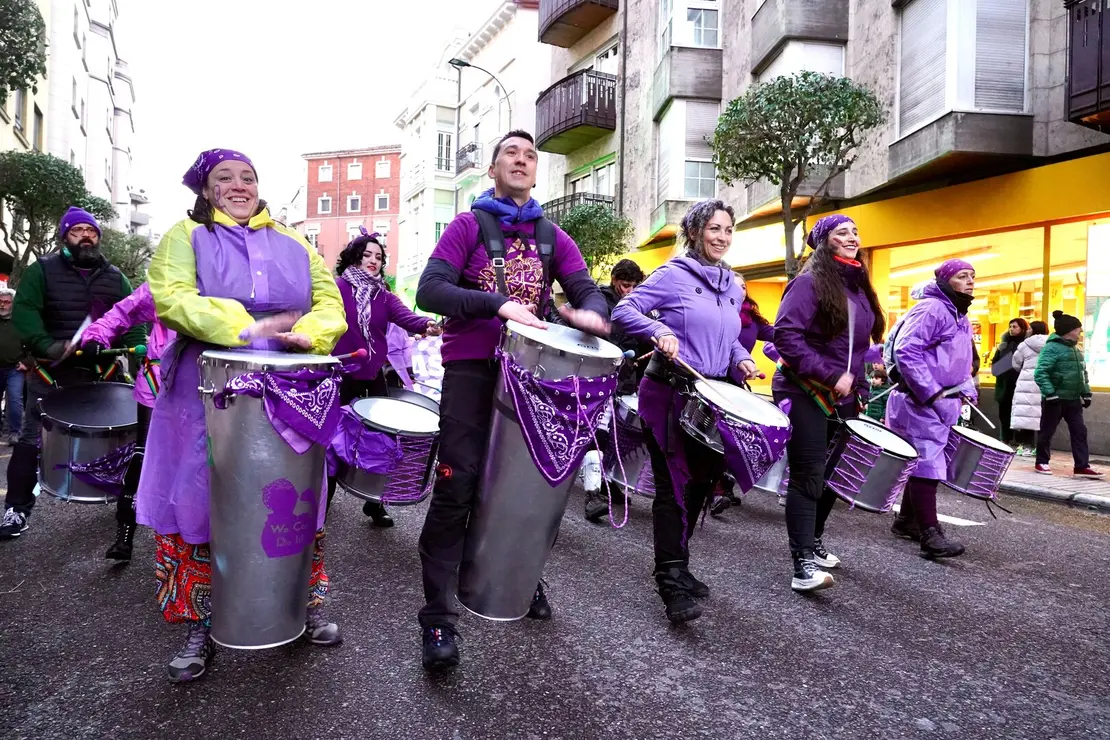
[709, 494, 732, 517]
[919, 527, 965, 560]
[167, 623, 215, 683]
[655, 568, 703, 624]
[791, 550, 834, 592]
[583, 490, 610, 523]
[812, 537, 841, 569]
[890, 514, 921, 542]
[105, 523, 135, 561]
[526, 582, 552, 620]
[0, 509, 28, 540]
[676, 568, 710, 599]
[421, 625, 460, 671]
[362, 501, 395, 528]
[305, 605, 343, 646]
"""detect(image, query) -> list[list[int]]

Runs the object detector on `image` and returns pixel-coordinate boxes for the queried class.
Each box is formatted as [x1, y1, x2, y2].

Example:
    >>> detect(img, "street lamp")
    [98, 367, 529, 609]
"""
[449, 57, 513, 131]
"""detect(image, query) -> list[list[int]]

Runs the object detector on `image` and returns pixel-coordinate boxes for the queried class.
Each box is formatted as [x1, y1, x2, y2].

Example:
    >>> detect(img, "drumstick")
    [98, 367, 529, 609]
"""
[867, 383, 899, 405]
[967, 403, 997, 430]
[75, 345, 148, 357]
[651, 337, 708, 383]
[333, 349, 368, 363]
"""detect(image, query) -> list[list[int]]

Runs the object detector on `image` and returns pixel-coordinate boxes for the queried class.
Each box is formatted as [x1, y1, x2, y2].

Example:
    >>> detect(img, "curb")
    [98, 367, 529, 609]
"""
[999, 481, 1110, 512]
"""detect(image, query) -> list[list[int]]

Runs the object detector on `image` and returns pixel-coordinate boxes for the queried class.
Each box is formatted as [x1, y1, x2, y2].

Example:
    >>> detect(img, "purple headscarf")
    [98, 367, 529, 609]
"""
[935, 259, 974, 284]
[182, 149, 257, 195]
[806, 214, 855, 250]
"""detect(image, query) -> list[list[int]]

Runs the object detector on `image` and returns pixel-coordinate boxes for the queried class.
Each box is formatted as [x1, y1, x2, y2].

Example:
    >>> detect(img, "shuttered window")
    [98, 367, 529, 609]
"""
[656, 123, 670, 205]
[899, 0, 948, 133]
[974, 0, 1026, 110]
[684, 101, 718, 160]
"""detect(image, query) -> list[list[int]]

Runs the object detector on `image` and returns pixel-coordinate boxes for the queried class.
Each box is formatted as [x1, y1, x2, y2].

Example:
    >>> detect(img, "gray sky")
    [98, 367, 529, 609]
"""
[122, 0, 496, 234]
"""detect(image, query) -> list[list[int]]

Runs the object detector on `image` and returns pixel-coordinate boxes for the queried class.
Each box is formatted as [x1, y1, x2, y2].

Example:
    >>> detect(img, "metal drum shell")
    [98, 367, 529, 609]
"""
[337, 396, 440, 506]
[458, 322, 622, 621]
[824, 419, 918, 514]
[945, 426, 1014, 500]
[752, 453, 788, 496]
[679, 393, 724, 452]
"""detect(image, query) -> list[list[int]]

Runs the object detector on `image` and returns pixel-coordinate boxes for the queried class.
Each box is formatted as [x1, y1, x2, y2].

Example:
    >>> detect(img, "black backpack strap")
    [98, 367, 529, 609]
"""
[472, 208, 509, 297]
[534, 217, 555, 291]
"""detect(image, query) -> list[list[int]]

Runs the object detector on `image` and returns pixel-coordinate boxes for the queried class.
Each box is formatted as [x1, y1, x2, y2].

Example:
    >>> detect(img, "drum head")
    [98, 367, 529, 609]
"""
[200, 349, 337, 368]
[39, 383, 137, 429]
[693, 379, 789, 428]
[846, 419, 919, 459]
[618, 395, 639, 414]
[505, 320, 623, 360]
[352, 397, 439, 436]
[952, 425, 1014, 453]
[385, 387, 441, 415]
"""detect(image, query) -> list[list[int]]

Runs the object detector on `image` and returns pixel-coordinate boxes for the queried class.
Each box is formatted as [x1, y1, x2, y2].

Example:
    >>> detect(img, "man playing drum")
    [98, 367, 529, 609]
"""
[0, 208, 145, 543]
[414, 130, 609, 671]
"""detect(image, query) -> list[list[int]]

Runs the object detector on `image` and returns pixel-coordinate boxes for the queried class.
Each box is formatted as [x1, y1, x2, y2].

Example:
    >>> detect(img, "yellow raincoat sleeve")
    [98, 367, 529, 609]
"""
[147, 220, 255, 346]
[275, 224, 346, 355]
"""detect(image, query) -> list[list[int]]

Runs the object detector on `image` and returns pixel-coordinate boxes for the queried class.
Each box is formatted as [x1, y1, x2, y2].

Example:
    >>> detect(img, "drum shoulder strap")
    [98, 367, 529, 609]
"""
[472, 209, 556, 299]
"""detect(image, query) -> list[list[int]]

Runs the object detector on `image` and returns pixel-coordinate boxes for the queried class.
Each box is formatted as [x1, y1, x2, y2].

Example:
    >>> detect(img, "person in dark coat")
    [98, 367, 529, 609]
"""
[990, 317, 1029, 444]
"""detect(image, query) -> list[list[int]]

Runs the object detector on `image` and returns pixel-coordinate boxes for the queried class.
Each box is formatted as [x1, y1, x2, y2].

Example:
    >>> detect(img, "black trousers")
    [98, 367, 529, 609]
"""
[326, 373, 389, 512]
[998, 397, 1014, 444]
[1035, 399, 1089, 470]
[117, 403, 152, 526]
[773, 391, 856, 554]
[417, 359, 498, 628]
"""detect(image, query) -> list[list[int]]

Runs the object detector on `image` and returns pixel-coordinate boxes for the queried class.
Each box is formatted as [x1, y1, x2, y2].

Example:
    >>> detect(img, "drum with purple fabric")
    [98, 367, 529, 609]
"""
[603, 394, 655, 498]
[824, 418, 918, 513]
[944, 426, 1014, 501]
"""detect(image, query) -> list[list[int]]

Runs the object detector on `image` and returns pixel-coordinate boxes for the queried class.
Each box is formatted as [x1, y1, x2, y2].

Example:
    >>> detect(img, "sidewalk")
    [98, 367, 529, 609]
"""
[1000, 453, 1110, 512]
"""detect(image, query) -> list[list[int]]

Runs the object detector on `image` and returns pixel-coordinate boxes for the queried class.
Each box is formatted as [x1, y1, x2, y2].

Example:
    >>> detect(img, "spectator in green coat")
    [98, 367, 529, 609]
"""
[865, 362, 893, 422]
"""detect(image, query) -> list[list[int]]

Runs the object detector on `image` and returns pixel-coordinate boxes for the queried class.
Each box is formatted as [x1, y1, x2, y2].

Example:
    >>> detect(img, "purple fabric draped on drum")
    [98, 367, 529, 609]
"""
[58, 442, 136, 496]
[714, 402, 791, 495]
[136, 226, 316, 545]
[213, 367, 342, 453]
[325, 406, 402, 477]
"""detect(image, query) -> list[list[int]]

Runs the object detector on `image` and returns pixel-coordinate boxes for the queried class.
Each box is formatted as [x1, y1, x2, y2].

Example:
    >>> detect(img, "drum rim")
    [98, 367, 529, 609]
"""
[37, 381, 139, 432]
[351, 397, 440, 438]
[844, 417, 919, 460]
[199, 349, 339, 369]
[504, 320, 624, 361]
[691, 379, 790, 428]
[950, 424, 1015, 453]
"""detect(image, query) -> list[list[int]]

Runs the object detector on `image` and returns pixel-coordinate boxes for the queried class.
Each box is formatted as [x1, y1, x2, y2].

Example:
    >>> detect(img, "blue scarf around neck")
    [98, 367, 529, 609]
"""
[471, 188, 544, 225]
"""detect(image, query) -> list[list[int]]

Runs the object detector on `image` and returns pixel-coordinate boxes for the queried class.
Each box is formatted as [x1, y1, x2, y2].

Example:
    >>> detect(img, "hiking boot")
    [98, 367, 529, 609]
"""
[1074, 467, 1105, 478]
[305, 605, 343, 646]
[526, 582, 552, 620]
[1035, 464, 1052, 475]
[676, 568, 710, 599]
[812, 537, 841, 569]
[583, 490, 610, 523]
[421, 625, 460, 671]
[791, 550, 834, 592]
[709, 494, 732, 517]
[919, 527, 965, 560]
[655, 568, 702, 624]
[0, 509, 29, 540]
[777, 493, 787, 507]
[890, 514, 921, 542]
[167, 623, 214, 683]
[105, 523, 135, 561]
[362, 501, 394, 528]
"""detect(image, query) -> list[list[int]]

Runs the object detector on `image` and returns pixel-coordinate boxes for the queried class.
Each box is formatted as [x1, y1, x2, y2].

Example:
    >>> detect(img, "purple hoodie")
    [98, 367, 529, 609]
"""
[612, 255, 752, 380]
[333, 276, 431, 380]
[771, 267, 877, 405]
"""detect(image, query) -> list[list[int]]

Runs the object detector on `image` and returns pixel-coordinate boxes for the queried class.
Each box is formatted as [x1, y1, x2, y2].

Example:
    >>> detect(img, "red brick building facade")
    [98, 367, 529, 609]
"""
[300, 145, 401, 274]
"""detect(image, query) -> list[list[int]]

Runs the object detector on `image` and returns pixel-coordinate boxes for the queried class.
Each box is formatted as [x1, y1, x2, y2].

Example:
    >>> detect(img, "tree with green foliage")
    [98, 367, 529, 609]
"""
[0, 0, 48, 107]
[710, 71, 884, 278]
[99, 228, 155, 285]
[0, 151, 115, 286]
[559, 202, 634, 279]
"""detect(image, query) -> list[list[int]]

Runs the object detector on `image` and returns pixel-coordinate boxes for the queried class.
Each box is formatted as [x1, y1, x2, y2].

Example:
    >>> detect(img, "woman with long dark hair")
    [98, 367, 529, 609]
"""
[991, 317, 1030, 445]
[329, 228, 441, 526]
[772, 214, 886, 592]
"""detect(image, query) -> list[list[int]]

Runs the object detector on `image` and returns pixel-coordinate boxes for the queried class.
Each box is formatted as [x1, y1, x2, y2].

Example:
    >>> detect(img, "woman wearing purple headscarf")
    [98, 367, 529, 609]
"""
[886, 259, 978, 559]
[772, 214, 886, 592]
[327, 229, 440, 526]
[138, 149, 346, 682]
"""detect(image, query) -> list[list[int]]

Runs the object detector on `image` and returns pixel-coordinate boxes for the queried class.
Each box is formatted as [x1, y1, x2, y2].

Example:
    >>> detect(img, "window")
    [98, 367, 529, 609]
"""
[757, 41, 845, 82]
[33, 106, 43, 151]
[570, 173, 592, 194]
[684, 161, 716, 198]
[659, 0, 673, 57]
[687, 7, 718, 47]
[596, 44, 620, 75]
[435, 222, 449, 242]
[71, 77, 78, 113]
[373, 220, 390, 235]
[347, 194, 361, 213]
[974, 0, 1026, 110]
[73, 7, 80, 42]
[661, 0, 719, 55]
[684, 101, 718, 198]
[346, 222, 362, 240]
[898, 0, 947, 133]
[376, 193, 389, 211]
[318, 163, 333, 182]
[596, 162, 614, 197]
[436, 132, 453, 172]
[376, 159, 391, 178]
[347, 162, 362, 180]
[12, 89, 25, 133]
[318, 195, 332, 215]
[305, 225, 320, 249]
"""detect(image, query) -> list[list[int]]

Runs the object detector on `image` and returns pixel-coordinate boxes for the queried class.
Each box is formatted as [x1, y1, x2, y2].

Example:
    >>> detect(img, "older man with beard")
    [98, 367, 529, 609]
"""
[0, 207, 144, 542]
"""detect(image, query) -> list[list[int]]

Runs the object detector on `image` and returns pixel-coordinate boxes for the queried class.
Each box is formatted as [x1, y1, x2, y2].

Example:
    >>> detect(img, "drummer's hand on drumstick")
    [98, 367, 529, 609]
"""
[497, 300, 546, 330]
[832, 372, 855, 398]
[654, 333, 679, 360]
[557, 304, 610, 336]
[737, 359, 760, 380]
[274, 332, 312, 350]
[239, 311, 303, 342]
[423, 320, 443, 337]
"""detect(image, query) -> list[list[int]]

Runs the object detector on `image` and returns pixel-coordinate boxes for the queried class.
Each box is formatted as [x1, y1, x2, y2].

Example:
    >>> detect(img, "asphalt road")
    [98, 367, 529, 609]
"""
[1, 465, 1108, 740]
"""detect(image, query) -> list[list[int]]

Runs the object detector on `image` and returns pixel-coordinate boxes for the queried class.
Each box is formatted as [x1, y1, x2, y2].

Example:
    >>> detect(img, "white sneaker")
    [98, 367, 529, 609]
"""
[791, 553, 835, 592]
[0, 508, 29, 539]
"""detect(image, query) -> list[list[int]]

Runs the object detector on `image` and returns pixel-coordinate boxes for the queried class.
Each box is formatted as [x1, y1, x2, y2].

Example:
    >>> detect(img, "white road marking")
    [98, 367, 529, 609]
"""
[891, 504, 985, 527]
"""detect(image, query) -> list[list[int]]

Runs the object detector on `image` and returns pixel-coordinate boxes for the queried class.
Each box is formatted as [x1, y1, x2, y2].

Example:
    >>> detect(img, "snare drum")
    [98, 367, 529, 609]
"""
[678, 379, 791, 494]
[825, 418, 918, 513]
[39, 382, 138, 503]
[338, 396, 440, 505]
[603, 394, 655, 498]
[944, 426, 1014, 501]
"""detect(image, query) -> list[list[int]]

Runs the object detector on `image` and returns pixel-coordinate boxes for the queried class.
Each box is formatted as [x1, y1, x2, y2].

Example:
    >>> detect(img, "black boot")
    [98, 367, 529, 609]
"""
[362, 501, 394, 528]
[891, 494, 920, 542]
[105, 523, 135, 561]
[919, 527, 965, 560]
[526, 581, 553, 619]
[421, 625, 460, 671]
[655, 567, 702, 624]
[583, 488, 610, 523]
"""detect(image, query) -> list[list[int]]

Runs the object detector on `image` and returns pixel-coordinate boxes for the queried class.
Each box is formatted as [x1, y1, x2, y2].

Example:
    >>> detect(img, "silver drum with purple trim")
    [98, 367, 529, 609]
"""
[824, 418, 919, 513]
[338, 395, 440, 506]
[603, 394, 655, 498]
[944, 425, 1014, 501]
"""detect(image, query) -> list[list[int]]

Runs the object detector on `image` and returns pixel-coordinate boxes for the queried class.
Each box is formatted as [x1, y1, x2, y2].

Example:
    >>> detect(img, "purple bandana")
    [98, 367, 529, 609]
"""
[182, 149, 256, 195]
[56, 442, 136, 496]
[214, 367, 341, 453]
[806, 214, 854, 250]
[713, 404, 791, 495]
[341, 266, 385, 347]
[935, 258, 974, 284]
[499, 350, 618, 486]
[326, 406, 402, 477]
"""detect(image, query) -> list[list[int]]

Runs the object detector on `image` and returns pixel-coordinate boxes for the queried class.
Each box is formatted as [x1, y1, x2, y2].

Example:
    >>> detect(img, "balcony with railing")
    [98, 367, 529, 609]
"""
[456, 142, 483, 174]
[539, 0, 619, 48]
[536, 70, 618, 154]
[1067, 0, 1110, 129]
[541, 192, 614, 225]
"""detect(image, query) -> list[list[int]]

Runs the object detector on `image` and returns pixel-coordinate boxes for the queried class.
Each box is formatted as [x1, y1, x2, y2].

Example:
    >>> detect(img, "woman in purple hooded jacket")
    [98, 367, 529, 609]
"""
[773, 214, 886, 593]
[327, 229, 440, 526]
[612, 199, 759, 625]
[885, 259, 977, 559]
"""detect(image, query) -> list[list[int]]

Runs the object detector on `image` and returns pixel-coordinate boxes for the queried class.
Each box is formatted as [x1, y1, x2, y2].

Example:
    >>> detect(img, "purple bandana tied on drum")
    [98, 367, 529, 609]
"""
[806, 214, 854, 250]
[182, 149, 256, 195]
[326, 406, 402, 477]
[713, 403, 791, 495]
[56, 442, 136, 496]
[498, 350, 618, 486]
[214, 367, 341, 453]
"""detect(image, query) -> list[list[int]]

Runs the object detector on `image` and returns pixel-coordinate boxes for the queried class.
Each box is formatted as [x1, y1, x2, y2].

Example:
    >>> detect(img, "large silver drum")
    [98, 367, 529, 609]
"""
[200, 349, 337, 650]
[38, 382, 137, 503]
[458, 320, 622, 620]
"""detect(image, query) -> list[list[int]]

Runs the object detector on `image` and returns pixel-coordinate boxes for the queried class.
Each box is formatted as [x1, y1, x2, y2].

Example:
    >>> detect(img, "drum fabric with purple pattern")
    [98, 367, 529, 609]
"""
[824, 418, 918, 513]
[944, 425, 1014, 501]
